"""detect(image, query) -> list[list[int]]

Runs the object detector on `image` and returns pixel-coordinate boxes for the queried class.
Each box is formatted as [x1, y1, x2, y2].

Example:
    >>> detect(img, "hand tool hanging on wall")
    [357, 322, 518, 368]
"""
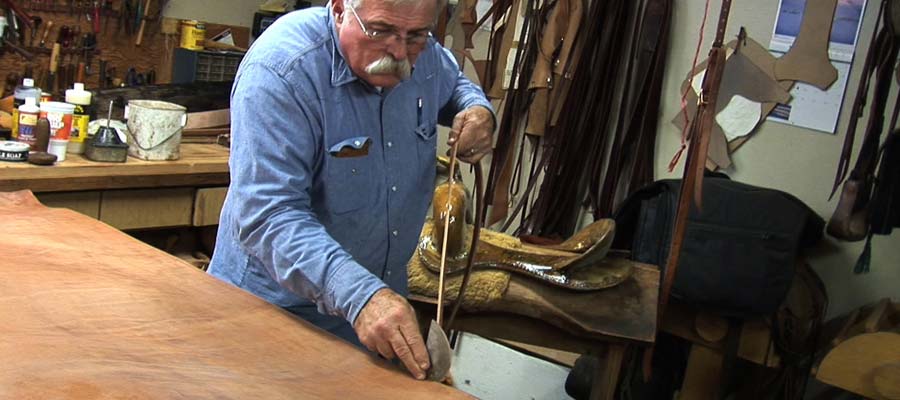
[135, 0, 149, 45]
[47, 41, 60, 93]
[39, 20, 53, 47]
[1, 0, 34, 31]
[28, 16, 41, 46]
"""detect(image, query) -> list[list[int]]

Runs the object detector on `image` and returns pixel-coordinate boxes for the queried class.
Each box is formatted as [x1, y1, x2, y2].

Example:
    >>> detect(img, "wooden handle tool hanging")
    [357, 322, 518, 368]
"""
[135, 0, 152, 46]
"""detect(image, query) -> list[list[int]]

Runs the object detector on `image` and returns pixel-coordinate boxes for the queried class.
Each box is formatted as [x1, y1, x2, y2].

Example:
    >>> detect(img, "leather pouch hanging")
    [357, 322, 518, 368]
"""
[827, 177, 871, 241]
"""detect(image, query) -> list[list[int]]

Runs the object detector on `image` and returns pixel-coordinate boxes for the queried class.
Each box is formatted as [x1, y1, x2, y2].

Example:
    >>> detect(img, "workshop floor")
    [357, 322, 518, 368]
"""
[451, 333, 574, 400]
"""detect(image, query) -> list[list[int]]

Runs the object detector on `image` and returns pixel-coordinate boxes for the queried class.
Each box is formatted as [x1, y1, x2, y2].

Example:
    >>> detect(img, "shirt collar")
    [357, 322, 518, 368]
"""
[329, 4, 357, 87]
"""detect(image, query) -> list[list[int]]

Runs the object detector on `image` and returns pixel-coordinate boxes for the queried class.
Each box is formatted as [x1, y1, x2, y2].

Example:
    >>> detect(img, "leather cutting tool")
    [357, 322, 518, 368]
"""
[426, 140, 459, 382]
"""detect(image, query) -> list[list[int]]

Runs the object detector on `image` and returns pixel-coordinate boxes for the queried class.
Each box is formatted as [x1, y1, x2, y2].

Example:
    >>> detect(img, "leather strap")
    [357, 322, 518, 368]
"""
[832, 0, 889, 198]
[659, 0, 733, 310]
[445, 162, 485, 330]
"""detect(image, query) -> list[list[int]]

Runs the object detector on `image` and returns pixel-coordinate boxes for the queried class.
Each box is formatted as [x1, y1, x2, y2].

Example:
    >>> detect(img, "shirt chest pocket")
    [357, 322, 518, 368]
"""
[414, 120, 438, 194]
[323, 147, 374, 215]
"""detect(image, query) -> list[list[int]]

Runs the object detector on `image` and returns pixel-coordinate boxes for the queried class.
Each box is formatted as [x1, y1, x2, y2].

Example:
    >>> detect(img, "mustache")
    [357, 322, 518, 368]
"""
[365, 56, 412, 80]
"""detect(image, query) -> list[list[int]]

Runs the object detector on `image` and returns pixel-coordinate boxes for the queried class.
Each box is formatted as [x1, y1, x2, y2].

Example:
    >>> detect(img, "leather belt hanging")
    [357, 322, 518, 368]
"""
[596, 0, 673, 218]
[660, 0, 733, 311]
[521, 0, 674, 239]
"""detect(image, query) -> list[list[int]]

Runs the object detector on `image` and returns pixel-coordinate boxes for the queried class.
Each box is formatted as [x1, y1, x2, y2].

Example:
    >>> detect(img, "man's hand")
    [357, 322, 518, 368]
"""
[449, 106, 494, 164]
[354, 288, 431, 380]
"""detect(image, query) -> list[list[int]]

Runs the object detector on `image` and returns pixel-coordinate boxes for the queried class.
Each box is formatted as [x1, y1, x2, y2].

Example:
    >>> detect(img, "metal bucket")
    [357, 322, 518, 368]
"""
[125, 100, 187, 161]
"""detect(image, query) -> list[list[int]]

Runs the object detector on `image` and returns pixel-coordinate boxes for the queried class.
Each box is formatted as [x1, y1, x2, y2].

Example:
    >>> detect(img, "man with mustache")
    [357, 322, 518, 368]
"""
[208, 0, 494, 380]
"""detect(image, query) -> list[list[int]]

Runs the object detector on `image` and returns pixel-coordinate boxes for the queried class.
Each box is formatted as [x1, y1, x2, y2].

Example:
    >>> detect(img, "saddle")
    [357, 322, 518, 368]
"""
[417, 178, 631, 291]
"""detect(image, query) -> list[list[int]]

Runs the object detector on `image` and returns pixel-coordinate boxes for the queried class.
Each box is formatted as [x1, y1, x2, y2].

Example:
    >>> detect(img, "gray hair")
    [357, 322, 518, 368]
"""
[343, 0, 446, 13]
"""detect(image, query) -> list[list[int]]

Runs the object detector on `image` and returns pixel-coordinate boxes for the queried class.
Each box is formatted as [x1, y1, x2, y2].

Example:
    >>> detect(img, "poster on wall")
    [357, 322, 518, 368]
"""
[767, 0, 868, 134]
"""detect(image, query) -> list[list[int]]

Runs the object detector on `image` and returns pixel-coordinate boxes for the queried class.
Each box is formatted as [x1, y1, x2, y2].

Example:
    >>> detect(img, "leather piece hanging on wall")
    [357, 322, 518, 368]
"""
[522, 0, 635, 238]
[774, 0, 840, 90]
[596, 0, 673, 216]
[525, 0, 576, 137]
[672, 36, 792, 169]
[488, 0, 522, 99]
[727, 36, 796, 153]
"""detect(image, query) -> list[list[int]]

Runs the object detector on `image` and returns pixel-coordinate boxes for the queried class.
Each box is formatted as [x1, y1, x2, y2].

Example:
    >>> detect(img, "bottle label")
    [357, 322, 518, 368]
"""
[11, 109, 19, 138]
[71, 114, 90, 143]
[40, 111, 73, 141]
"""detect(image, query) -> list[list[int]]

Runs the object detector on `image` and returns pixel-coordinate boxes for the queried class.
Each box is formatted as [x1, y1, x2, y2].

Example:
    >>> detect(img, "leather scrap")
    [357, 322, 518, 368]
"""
[774, 0, 840, 90]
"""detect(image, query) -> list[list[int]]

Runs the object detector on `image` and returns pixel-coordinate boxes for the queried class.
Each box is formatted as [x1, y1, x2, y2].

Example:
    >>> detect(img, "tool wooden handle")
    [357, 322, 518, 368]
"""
[135, 0, 152, 46]
[76, 62, 86, 83]
[49, 43, 61, 73]
[41, 21, 54, 45]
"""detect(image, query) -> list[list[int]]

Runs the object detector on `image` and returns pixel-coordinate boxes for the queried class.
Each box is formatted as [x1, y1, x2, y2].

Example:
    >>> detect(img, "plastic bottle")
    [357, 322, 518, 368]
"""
[15, 97, 40, 149]
[40, 101, 76, 162]
[11, 78, 42, 139]
[65, 83, 94, 154]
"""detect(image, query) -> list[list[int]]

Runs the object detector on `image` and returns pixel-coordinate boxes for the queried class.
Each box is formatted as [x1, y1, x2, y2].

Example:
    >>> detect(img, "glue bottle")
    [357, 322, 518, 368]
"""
[11, 78, 42, 139]
[15, 97, 40, 149]
[65, 83, 94, 154]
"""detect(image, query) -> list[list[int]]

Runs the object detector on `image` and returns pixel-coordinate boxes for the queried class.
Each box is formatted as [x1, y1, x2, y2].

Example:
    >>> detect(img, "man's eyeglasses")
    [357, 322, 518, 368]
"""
[347, 4, 431, 47]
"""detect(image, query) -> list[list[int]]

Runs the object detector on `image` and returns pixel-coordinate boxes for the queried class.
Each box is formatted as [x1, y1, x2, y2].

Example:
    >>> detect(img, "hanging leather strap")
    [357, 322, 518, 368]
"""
[597, 0, 673, 217]
[831, 0, 888, 198]
[660, 0, 733, 311]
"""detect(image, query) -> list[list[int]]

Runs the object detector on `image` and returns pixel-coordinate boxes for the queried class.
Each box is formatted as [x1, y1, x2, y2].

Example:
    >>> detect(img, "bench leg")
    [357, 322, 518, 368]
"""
[590, 344, 627, 400]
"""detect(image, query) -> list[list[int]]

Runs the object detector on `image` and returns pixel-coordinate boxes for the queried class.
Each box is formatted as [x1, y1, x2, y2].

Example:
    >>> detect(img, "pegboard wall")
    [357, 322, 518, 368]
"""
[0, 0, 248, 98]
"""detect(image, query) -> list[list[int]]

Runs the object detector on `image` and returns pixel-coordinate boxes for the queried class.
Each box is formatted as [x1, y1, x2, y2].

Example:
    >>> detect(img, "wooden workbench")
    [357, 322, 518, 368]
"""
[0, 144, 231, 230]
[411, 263, 659, 400]
[0, 191, 469, 399]
[0, 144, 230, 193]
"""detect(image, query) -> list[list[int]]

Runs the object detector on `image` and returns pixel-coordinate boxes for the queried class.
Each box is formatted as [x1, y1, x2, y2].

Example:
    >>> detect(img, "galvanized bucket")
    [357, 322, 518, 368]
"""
[125, 100, 188, 161]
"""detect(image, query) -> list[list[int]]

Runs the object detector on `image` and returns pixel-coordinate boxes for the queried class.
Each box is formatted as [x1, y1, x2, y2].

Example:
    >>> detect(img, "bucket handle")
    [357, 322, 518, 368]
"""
[125, 114, 189, 151]
[125, 126, 183, 151]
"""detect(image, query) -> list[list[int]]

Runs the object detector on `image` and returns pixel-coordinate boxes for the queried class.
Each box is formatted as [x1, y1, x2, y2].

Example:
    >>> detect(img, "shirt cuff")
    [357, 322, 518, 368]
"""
[326, 259, 388, 324]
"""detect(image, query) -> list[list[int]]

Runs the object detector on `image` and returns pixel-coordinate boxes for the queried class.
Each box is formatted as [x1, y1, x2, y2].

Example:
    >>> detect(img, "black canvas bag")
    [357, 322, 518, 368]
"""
[613, 175, 825, 317]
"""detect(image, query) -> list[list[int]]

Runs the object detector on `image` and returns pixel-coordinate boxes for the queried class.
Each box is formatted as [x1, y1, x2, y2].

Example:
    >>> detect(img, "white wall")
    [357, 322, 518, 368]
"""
[161, 0, 327, 28]
[162, 0, 262, 28]
[659, 0, 898, 318]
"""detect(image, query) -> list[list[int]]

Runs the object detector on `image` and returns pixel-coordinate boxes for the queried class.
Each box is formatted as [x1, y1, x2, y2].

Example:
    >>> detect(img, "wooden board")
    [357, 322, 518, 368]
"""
[193, 186, 228, 226]
[660, 302, 781, 367]
[100, 187, 194, 229]
[412, 261, 658, 344]
[36, 190, 101, 218]
[679, 344, 723, 400]
[0, 190, 469, 399]
[0, 143, 229, 192]
[817, 332, 900, 400]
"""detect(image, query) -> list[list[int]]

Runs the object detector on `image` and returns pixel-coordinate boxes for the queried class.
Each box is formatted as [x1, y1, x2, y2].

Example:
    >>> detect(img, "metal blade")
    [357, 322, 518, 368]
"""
[425, 319, 452, 382]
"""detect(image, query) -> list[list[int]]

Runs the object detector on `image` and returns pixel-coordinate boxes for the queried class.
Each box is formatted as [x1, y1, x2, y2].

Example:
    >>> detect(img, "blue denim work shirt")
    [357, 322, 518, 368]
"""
[208, 6, 493, 325]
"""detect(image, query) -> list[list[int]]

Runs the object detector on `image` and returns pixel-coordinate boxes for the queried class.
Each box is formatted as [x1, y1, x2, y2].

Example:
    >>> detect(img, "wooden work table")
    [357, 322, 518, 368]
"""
[0, 144, 231, 230]
[0, 144, 230, 193]
[0, 191, 469, 399]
